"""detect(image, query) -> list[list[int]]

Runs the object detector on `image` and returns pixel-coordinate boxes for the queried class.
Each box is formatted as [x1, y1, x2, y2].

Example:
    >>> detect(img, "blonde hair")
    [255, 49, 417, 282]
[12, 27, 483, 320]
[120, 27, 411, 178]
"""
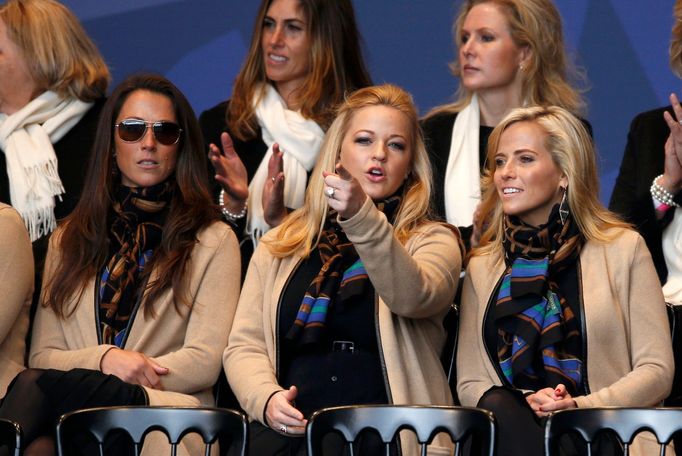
[671, 0, 682, 78]
[227, 0, 371, 141]
[264, 84, 433, 258]
[427, 0, 585, 118]
[475, 106, 629, 258]
[0, 0, 109, 102]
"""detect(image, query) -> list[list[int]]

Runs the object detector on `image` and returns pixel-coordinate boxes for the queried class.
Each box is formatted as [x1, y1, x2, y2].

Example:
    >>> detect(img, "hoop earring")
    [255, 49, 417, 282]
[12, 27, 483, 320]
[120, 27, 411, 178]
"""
[559, 186, 569, 225]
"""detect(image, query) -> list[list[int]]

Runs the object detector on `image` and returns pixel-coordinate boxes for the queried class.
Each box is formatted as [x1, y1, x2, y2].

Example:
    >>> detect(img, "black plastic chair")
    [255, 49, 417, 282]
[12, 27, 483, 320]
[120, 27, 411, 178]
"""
[306, 405, 495, 456]
[55, 406, 247, 456]
[544, 407, 682, 455]
[0, 418, 21, 456]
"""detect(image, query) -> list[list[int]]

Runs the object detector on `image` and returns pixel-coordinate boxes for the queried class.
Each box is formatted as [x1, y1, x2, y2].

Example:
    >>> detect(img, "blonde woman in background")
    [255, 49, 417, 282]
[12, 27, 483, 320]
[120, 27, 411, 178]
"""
[422, 0, 587, 250]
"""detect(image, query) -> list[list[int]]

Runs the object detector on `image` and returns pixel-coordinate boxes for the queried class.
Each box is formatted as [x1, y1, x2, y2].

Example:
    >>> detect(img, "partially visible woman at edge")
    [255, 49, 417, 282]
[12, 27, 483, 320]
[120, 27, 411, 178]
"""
[421, 0, 587, 250]
[457, 106, 673, 456]
[224, 85, 462, 456]
[0, 0, 109, 272]
[0, 203, 33, 399]
[199, 0, 371, 277]
[0, 74, 240, 456]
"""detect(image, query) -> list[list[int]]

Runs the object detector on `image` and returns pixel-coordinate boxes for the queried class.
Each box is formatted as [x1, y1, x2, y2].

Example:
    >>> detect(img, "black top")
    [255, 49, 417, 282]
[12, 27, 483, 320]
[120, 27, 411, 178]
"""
[277, 251, 387, 418]
[0, 98, 105, 276]
[421, 111, 492, 250]
[483, 260, 585, 395]
[609, 105, 677, 283]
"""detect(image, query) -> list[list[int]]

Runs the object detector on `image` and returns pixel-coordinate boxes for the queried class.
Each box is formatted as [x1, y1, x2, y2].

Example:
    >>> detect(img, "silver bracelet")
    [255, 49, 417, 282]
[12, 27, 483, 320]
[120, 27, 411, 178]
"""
[650, 174, 680, 208]
[218, 188, 247, 221]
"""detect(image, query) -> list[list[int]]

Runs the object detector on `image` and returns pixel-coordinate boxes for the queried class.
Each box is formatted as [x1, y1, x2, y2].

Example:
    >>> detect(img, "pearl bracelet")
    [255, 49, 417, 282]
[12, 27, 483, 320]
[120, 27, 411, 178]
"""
[650, 174, 681, 208]
[218, 188, 247, 221]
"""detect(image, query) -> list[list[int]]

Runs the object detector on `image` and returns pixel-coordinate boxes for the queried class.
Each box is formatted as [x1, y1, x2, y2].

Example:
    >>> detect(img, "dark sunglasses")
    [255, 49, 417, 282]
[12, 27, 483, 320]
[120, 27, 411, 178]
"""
[115, 119, 183, 146]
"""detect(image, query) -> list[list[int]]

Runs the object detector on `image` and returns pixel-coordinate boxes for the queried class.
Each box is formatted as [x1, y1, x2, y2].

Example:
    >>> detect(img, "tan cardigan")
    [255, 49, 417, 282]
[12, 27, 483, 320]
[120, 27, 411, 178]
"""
[457, 227, 674, 454]
[30, 221, 240, 404]
[224, 198, 462, 455]
[0, 203, 33, 397]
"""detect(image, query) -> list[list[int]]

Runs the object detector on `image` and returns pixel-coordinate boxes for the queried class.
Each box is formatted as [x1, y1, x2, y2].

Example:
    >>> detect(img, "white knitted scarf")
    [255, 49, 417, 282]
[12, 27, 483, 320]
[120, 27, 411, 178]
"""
[0, 91, 92, 241]
[443, 94, 481, 227]
[246, 84, 324, 242]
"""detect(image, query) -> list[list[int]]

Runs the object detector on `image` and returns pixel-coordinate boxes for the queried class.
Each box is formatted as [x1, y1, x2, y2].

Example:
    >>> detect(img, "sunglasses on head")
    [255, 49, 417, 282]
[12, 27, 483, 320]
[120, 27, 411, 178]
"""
[115, 118, 183, 146]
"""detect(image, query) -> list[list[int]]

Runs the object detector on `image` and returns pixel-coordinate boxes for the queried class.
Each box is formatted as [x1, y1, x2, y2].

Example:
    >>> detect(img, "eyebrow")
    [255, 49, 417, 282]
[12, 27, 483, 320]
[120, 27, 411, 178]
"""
[264, 14, 306, 25]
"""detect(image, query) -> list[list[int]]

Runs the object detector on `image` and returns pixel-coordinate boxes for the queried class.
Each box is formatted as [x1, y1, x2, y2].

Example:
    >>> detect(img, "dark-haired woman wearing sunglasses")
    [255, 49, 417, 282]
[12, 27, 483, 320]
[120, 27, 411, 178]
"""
[0, 74, 240, 456]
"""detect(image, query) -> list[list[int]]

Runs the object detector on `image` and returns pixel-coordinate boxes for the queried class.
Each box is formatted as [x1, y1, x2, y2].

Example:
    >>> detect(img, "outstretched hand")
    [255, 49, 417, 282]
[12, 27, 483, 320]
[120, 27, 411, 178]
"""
[323, 163, 367, 219]
[208, 132, 248, 213]
[262, 143, 288, 227]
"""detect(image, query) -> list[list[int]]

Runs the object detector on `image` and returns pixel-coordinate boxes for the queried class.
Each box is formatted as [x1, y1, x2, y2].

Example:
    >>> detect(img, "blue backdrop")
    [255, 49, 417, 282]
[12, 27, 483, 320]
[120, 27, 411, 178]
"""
[62, 0, 676, 203]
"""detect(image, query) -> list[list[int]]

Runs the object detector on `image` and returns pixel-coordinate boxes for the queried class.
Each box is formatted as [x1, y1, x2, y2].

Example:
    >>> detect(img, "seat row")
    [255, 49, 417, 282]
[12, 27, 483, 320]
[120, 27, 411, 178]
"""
[0, 405, 679, 455]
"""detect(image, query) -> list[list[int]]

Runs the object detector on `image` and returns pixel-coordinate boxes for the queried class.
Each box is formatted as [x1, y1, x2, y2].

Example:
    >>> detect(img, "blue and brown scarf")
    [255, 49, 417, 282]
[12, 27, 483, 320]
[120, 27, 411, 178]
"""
[286, 195, 401, 345]
[495, 204, 584, 395]
[99, 182, 173, 347]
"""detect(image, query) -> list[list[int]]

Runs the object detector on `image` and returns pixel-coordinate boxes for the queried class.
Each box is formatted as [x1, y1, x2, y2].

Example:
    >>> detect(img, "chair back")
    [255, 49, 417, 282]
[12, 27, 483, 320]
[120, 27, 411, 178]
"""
[0, 418, 21, 456]
[55, 406, 247, 456]
[306, 405, 495, 456]
[544, 407, 682, 455]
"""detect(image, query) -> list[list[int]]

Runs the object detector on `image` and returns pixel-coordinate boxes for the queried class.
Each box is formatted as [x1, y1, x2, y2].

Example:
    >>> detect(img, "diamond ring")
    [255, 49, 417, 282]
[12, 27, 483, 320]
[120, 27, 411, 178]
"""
[325, 187, 335, 199]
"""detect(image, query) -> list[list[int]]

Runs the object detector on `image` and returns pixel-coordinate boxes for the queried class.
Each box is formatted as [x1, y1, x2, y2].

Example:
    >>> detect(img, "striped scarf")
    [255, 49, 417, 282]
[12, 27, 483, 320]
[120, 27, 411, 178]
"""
[286, 195, 401, 345]
[495, 204, 584, 395]
[99, 182, 173, 347]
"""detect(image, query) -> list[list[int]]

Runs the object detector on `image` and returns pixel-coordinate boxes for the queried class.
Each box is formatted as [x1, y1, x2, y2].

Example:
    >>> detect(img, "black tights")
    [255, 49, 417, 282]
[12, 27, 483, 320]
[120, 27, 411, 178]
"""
[0, 368, 146, 456]
[0, 369, 53, 455]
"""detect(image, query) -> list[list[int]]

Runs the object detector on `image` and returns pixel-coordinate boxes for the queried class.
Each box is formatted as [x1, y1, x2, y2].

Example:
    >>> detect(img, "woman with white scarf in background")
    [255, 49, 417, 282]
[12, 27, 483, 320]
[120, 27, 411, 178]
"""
[421, 0, 587, 252]
[0, 0, 109, 274]
[199, 0, 371, 280]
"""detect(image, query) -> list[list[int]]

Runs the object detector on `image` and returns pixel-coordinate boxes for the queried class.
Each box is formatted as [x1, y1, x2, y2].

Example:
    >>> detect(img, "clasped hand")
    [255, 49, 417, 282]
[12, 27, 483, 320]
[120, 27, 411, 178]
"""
[100, 347, 169, 389]
[525, 383, 577, 418]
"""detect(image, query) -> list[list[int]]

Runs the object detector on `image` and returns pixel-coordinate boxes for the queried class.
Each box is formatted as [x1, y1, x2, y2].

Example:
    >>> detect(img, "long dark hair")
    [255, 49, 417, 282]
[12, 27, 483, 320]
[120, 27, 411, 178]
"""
[45, 73, 220, 317]
[228, 0, 372, 140]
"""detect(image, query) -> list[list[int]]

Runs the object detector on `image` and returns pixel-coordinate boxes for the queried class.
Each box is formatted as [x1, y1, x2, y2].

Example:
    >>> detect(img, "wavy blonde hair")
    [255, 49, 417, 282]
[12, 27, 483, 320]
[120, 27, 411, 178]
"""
[264, 84, 433, 258]
[475, 106, 629, 258]
[0, 0, 109, 102]
[671, 0, 682, 78]
[427, 0, 585, 118]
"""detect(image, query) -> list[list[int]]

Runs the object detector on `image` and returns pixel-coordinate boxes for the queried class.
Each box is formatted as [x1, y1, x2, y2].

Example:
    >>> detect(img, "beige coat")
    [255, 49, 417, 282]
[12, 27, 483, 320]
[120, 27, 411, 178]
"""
[224, 198, 462, 455]
[30, 221, 240, 455]
[0, 203, 33, 397]
[457, 227, 674, 454]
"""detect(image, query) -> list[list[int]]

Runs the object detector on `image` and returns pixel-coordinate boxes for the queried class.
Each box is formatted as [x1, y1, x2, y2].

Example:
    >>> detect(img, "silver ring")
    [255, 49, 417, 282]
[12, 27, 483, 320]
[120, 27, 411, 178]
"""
[325, 187, 335, 199]
[271, 176, 276, 182]
[279, 424, 287, 434]
[679, 119, 682, 125]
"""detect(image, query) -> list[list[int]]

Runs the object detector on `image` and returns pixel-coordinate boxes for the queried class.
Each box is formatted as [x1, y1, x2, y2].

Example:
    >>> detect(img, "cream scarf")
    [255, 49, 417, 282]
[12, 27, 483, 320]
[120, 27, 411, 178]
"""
[662, 208, 682, 305]
[0, 91, 92, 241]
[247, 84, 324, 241]
[443, 94, 481, 227]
